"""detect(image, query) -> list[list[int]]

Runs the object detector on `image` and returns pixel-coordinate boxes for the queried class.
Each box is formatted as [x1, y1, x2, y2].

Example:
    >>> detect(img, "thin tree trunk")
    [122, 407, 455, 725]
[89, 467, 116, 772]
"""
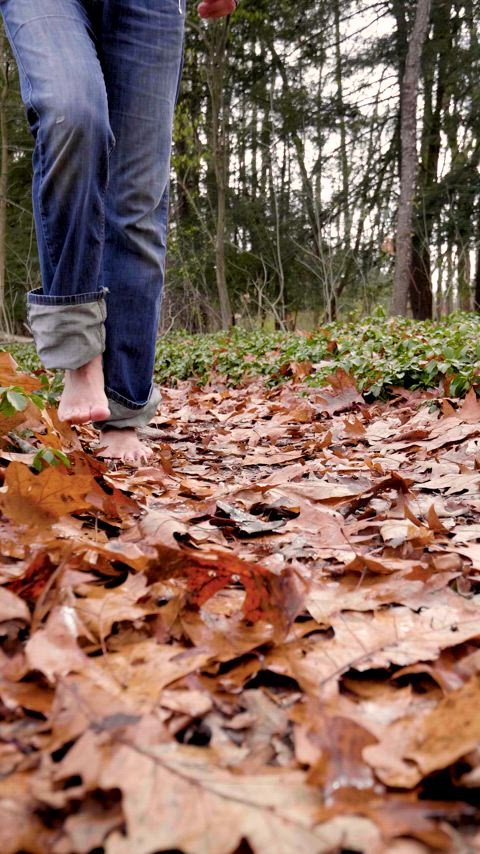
[391, 0, 432, 316]
[0, 30, 10, 333]
[334, 0, 351, 248]
[268, 151, 286, 325]
[409, 0, 452, 319]
[329, 72, 387, 317]
[474, 200, 480, 312]
[268, 40, 324, 264]
[390, 0, 409, 196]
[475, 236, 480, 313]
[205, 19, 233, 329]
[410, 238, 432, 318]
[446, 238, 454, 313]
[458, 246, 472, 311]
[435, 233, 444, 318]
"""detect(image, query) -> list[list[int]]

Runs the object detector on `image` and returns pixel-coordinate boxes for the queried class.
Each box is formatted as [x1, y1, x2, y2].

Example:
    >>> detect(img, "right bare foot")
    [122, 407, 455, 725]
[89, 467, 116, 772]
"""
[96, 428, 153, 465]
[58, 354, 110, 424]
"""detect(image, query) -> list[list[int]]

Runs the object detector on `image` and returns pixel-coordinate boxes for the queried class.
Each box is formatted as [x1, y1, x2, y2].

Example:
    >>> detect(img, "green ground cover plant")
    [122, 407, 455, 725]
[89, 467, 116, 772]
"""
[3, 310, 480, 399]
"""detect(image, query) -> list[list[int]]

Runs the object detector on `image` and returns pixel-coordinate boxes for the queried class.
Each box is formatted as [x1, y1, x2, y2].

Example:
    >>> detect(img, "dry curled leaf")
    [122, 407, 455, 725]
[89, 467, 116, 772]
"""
[364, 675, 480, 788]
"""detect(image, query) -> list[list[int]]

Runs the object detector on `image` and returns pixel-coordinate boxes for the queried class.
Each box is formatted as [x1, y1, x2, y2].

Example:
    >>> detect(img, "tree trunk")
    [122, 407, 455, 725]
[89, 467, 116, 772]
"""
[446, 238, 454, 314]
[435, 233, 444, 318]
[205, 19, 233, 329]
[391, 0, 432, 316]
[410, 238, 432, 318]
[0, 30, 10, 333]
[409, 0, 452, 319]
[475, 237, 480, 313]
[334, 0, 351, 248]
[458, 246, 472, 311]
[175, 46, 201, 229]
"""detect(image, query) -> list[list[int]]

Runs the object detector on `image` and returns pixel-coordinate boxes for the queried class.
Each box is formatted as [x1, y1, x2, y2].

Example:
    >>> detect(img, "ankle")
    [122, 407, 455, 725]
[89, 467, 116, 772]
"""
[66, 354, 103, 379]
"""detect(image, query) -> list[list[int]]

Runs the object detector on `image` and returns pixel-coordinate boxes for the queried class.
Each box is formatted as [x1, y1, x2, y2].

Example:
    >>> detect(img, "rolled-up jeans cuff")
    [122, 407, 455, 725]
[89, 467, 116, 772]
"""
[27, 288, 107, 371]
[93, 384, 161, 430]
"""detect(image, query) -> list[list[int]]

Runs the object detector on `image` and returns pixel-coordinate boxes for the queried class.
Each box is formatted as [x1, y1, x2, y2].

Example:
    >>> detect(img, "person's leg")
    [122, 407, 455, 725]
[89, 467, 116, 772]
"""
[0, 0, 114, 422]
[93, 0, 185, 460]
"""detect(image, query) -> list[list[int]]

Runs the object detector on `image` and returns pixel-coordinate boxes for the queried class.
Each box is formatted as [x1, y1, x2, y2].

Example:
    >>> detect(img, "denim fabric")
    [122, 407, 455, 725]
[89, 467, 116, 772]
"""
[92, 385, 161, 431]
[28, 287, 107, 370]
[0, 0, 185, 427]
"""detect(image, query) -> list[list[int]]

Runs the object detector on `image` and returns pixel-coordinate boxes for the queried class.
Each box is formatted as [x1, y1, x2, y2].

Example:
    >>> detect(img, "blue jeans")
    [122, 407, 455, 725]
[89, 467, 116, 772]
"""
[0, 0, 185, 428]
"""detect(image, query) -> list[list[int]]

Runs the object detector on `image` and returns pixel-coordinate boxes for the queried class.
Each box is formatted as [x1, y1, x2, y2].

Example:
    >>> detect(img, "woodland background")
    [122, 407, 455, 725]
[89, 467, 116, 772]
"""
[0, 0, 479, 334]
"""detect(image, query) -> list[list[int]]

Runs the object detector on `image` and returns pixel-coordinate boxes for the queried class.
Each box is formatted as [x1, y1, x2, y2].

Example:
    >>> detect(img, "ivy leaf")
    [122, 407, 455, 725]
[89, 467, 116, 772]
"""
[32, 448, 71, 472]
[6, 390, 29, 412]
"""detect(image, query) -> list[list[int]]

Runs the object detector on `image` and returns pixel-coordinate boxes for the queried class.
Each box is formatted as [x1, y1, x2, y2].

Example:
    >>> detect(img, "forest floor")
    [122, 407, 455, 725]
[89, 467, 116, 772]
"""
[0, 352, 480, 853]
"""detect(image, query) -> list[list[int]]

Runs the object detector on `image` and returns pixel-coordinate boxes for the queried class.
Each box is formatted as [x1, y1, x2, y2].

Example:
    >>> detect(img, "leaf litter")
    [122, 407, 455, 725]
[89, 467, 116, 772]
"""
[0, 357, 479, 852]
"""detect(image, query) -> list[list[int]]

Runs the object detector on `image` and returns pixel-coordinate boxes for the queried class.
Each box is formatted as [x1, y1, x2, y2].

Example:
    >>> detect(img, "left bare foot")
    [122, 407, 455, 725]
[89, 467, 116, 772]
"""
[97, 428, 153, 465]
[58, 354, 110, 424]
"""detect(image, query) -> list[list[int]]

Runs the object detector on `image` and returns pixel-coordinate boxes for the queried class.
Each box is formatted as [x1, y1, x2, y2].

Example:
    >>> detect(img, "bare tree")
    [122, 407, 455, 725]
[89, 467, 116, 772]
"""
[391, 0, 432, 316]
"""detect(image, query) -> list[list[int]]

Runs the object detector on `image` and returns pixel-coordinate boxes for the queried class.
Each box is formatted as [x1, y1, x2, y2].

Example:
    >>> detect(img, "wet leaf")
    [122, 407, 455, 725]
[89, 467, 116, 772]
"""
[212, 500, 286, 537]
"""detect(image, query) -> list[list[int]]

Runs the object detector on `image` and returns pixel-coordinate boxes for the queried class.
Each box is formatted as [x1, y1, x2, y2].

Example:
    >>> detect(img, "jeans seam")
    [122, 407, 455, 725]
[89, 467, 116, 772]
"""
[9, 15, 89, 41]
[28, 287, 108, 306]
[36, 121, 58, 277]
[97, 89, 115, 269]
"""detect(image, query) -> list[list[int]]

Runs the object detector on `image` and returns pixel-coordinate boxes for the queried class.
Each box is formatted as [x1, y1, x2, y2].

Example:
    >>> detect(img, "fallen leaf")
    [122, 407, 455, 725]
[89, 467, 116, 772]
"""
[380, 519, 433, 547]
[364, 675, 480, 788]
[211, 500, 286, 537]
[456, 388, 480, 423]
[0, 587, 30, 623]
[315, 369, 363, 415]
[99, 742, 381, 854]
[0, 778, 55, 853]
[267, 597, 480, 699]
[25, 606, 90, 682]
[1, 463, 95, 527]
[96, 641, 213, 710]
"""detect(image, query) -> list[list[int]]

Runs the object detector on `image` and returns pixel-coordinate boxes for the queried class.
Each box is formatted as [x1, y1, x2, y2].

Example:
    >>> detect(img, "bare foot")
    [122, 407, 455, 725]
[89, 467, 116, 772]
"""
[58, 355, 110, 424]
[97, 428, 153, 465]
